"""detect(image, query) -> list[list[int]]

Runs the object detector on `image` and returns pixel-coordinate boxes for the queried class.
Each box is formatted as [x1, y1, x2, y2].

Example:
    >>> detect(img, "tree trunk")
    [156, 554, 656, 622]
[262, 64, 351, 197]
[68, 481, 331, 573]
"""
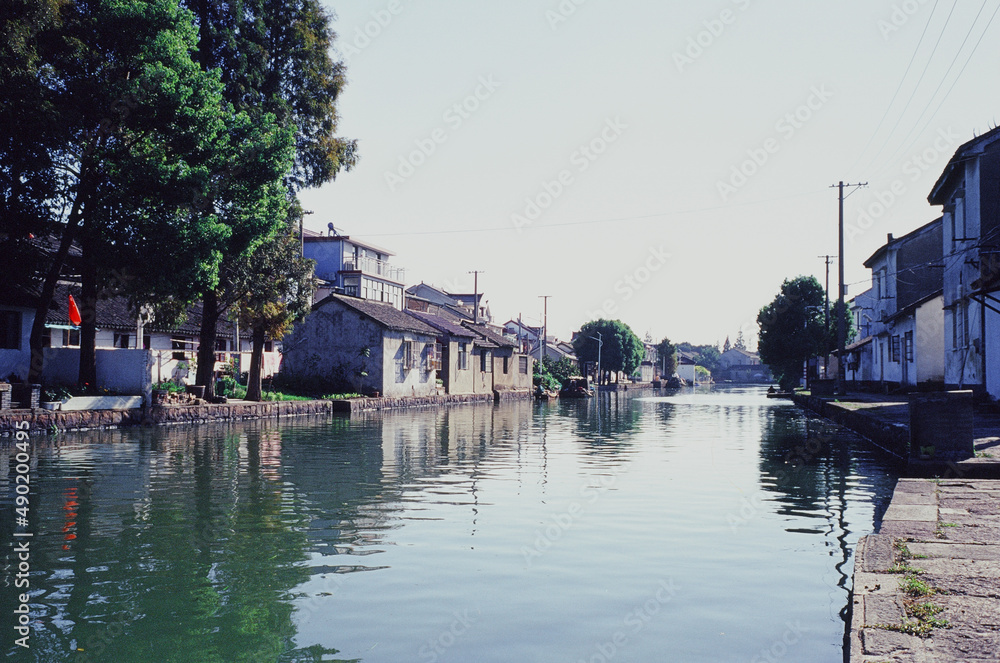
[196, 288, 219, 399]
[245, 323, 265, 401]
[78, 238, 98, 388]
[28, 177, 91, 383]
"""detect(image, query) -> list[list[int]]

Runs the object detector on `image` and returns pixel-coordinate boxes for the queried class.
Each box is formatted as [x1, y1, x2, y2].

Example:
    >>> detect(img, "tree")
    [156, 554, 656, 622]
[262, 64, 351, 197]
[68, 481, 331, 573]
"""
[572, 319, 644, 384]
[231, 208, 316, 401]
[757, 276, 830, 391]
[3, 0, 237, 384]
[542, 356, 578, 388]
[723, 336, 731, 353]
[655, 337, 677, 377]
[734, 330, 747, 351]
[185, 0, 357, 398]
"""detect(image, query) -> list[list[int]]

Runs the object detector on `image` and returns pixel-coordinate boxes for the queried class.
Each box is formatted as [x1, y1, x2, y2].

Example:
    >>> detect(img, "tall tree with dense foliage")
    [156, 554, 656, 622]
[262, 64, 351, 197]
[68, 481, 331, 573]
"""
[185, 0, 357, 397]
[572, 319, 644, 384]
[756, 276, 830, 391]
[2, 0, 240, 383]
[655, 337, 677, 377]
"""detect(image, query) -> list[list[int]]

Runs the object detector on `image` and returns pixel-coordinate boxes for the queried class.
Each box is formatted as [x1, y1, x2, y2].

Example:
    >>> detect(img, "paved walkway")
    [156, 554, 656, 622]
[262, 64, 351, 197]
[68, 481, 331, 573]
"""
[850, 478, 1000, 662]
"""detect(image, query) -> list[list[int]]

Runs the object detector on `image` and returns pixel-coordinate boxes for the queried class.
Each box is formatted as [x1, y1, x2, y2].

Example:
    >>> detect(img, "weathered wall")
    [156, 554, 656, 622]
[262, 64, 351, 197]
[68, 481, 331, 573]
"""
[0, 399, 334, 435]
[914, 295, 944, 384]
[282, 304, 386, 391]
[382, 331, 437, 398]
[0, 306, 34, 381]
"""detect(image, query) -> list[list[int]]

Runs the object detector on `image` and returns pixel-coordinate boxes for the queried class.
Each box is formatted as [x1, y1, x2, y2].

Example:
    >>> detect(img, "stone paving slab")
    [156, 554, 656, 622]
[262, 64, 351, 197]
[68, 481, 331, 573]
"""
[884, 503, 939, 521]
[850, 478, 1000, 663]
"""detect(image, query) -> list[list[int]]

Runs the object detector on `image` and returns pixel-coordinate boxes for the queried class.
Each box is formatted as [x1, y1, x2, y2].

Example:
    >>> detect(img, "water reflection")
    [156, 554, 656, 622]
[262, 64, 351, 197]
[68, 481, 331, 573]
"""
[2, 388, 898, 662]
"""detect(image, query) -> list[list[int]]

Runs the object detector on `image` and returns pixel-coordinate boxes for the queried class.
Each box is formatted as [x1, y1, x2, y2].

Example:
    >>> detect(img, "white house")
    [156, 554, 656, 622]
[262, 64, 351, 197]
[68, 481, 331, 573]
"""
[305, 229, 406, 310]
[927, 125, 1000, 397]
[862, 218, 944, 390]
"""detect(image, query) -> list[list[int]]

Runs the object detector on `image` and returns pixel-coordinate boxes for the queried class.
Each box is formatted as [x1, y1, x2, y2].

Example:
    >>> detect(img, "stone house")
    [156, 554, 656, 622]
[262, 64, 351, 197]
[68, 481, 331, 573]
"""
[462, 321, 533, 396]
[405, 309, 479, 395]
[715, 348, 771, 383]
[281, 293, 440, 398]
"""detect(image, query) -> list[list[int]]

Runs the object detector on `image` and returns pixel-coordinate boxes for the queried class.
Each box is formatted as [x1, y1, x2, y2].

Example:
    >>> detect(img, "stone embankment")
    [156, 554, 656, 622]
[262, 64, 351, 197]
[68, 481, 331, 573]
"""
[850, 478, 1000, 662]
[1, 389, 536, 435]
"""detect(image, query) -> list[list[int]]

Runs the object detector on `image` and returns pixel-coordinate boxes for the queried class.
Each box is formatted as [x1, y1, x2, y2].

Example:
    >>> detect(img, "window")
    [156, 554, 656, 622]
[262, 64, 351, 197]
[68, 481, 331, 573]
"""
[458, 342, 468, 370]
[62, 329, 81, 347]
[403, 340, 414, 370]
[264, 340, 273, 353]
[0, 310, 21, 350]
[480, 349, 492, 373]
[904, 331, 913, 362]
[172, 336, 189, 361]
[503, 356, 509, 374]
[429, 343, 442, 371]
[519, 356, 529, 374]
[215, 338, 228, 352]
[114, 333, 130, 349]
[890, 335, 900, 362]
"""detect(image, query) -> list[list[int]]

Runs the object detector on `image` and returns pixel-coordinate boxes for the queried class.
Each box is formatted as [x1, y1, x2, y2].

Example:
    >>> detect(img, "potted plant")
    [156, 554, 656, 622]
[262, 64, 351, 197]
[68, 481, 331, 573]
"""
[41, 386, 71, 410]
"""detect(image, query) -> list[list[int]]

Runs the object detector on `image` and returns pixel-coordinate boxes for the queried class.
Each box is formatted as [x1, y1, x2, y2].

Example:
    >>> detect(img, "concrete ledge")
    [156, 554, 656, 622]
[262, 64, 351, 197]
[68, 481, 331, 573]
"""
[61, 395, 143, 411]
[792, 393, 909, 461]
[331, 392, 497, 414]
[0, 399, 334, 434]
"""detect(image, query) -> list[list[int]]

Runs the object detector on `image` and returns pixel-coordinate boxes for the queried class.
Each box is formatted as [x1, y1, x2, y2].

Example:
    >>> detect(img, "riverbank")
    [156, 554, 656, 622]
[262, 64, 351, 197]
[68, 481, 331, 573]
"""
[0, 389, 538, 435]
[792, 392, 1000, 478]
[850, 478, 1000, 662]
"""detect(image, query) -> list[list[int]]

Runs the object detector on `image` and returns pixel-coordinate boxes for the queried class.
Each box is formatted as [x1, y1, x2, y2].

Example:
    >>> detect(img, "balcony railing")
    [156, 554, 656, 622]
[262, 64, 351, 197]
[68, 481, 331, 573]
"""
[343, 257, 405, 282]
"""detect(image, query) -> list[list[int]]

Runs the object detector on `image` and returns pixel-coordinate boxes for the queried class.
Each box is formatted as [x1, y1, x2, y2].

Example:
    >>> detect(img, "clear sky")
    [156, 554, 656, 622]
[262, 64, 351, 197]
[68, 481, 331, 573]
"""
[300, 0, 1000, 348]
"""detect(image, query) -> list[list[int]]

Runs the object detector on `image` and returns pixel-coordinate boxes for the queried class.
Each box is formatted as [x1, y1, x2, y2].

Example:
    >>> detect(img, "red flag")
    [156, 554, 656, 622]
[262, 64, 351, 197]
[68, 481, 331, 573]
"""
[68, 295, 82, 326]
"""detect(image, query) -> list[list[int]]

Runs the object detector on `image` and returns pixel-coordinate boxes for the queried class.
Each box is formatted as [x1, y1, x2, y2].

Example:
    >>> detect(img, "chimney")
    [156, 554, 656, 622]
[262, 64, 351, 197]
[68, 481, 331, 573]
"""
[887, 233, 894, 243]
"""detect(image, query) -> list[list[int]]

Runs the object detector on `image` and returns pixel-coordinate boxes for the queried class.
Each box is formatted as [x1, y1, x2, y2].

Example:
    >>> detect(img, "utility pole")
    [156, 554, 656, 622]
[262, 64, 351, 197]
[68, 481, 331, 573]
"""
[539, 295, 550, 366]
[300, 210, 314, 257]
[468, 270, 484, 324]
[818, 254, 835, 379]
[830, 181, 866, 395]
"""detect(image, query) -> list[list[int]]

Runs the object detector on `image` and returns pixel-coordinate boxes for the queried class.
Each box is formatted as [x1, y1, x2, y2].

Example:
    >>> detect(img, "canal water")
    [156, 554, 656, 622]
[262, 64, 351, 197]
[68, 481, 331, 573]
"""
[2, 386, 898, 662]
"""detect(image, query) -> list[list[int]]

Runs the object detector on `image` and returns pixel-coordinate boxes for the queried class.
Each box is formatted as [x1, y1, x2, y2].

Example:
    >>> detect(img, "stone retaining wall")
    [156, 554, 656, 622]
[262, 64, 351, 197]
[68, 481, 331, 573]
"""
[331, 392, 496, 413]
[0, 399, 334, 435]
[2, 389, 537, 435]
[791, 393, 909, 461]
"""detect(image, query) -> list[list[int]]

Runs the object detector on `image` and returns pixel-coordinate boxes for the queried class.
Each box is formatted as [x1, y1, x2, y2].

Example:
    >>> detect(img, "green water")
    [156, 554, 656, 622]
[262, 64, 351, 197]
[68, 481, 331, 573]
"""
[2, 386, 897, 662]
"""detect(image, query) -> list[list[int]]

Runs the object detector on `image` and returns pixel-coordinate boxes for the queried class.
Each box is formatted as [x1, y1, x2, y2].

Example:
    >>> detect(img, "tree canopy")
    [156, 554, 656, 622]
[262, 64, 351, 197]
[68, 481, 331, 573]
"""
[572, 319, 644, 383]
[756, 275, 847, 391]
[655, 337, 677, 377]
[2, 0, 246, 382]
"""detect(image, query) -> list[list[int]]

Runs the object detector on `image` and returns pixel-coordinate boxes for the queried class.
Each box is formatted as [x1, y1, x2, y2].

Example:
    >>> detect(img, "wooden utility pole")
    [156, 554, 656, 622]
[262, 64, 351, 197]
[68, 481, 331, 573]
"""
[539, 295, 551, 364]
[468, 270, 484, 324]
[830, 181, 866, 395]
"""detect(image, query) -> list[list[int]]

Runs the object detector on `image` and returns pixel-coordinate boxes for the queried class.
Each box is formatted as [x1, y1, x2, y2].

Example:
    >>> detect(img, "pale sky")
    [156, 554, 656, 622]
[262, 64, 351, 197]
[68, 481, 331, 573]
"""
[300, 0, 1000, 348]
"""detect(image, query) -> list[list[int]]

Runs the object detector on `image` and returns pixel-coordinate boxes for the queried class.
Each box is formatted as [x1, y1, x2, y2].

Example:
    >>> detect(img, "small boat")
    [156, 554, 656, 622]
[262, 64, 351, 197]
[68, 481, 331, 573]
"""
[535, 386, 560, 400]
[560, 377, 593, 398]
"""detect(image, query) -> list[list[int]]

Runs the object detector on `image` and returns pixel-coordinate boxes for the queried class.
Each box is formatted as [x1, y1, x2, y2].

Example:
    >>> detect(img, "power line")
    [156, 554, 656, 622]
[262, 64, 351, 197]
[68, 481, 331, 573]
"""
[849, 0, 942, 177]
[350, 188, 828, 239]
[862, 0, 959, 175]
[876, 1, 1000, 177]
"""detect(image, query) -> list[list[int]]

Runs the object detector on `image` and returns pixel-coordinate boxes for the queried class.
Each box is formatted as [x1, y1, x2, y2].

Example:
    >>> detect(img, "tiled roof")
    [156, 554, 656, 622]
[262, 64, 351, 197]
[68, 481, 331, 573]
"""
[45, 284, 248, 337]
[318, 293, 438, 336]
[406, 310, 476, 338]
[462, 321, 518, 349]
